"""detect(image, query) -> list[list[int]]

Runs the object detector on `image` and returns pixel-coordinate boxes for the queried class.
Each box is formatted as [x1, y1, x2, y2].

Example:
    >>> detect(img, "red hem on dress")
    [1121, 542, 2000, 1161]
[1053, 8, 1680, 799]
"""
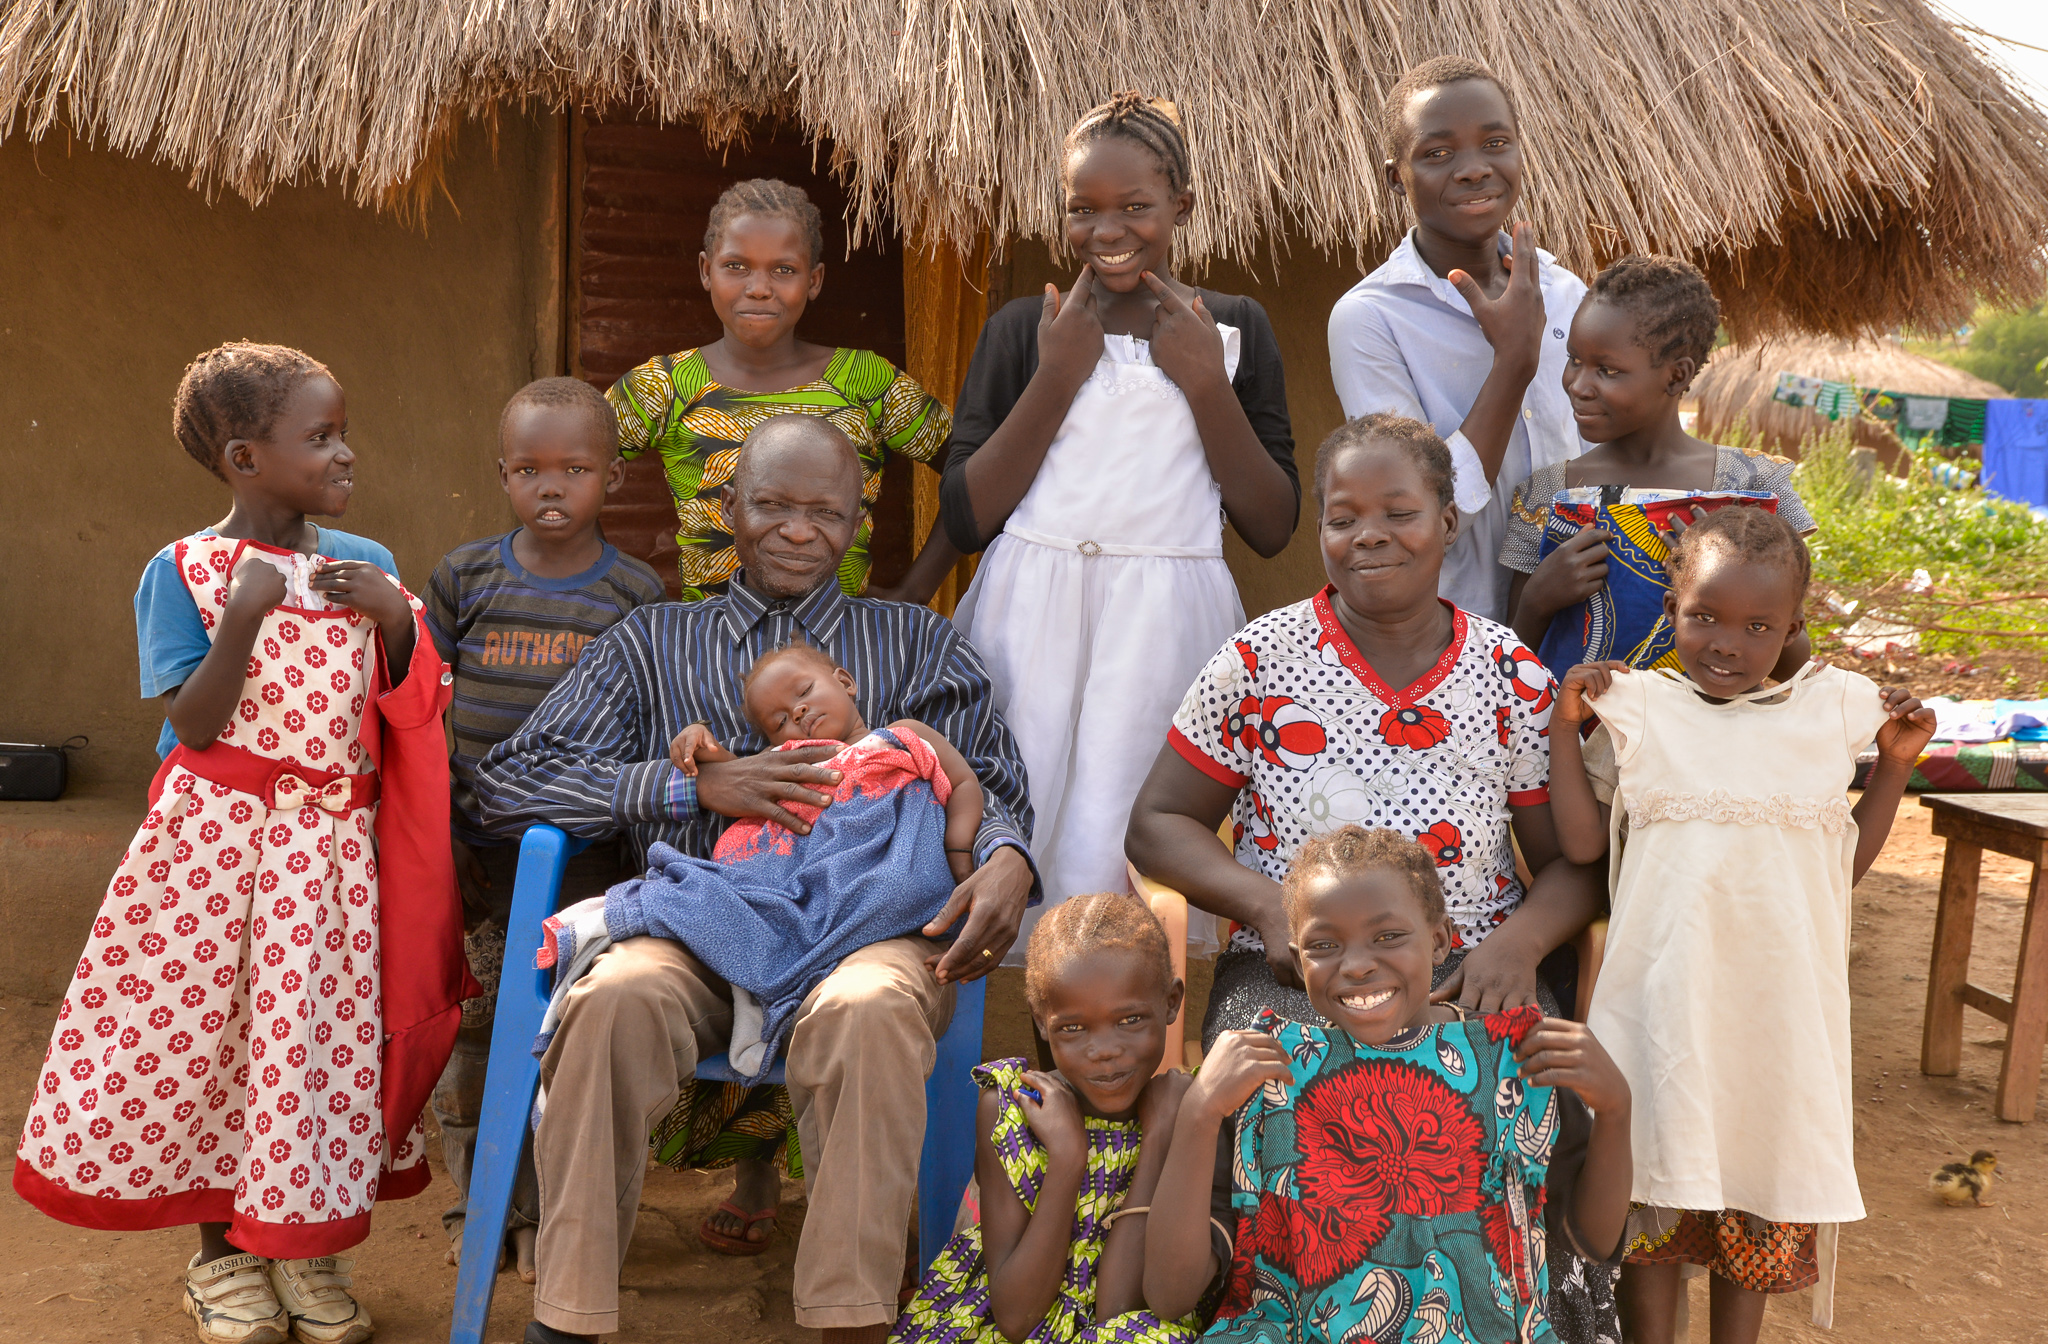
[12, 1160, 394, 1257]
[1506, 787, 1551, 806]
[1168, 727, 1249, 787]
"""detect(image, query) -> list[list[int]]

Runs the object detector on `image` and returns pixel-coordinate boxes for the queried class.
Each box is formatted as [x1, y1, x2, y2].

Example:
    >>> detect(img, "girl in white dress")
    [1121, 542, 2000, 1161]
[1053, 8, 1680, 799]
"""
[937, 94, 1298, 953]
[1544, 507, 1934, 1344]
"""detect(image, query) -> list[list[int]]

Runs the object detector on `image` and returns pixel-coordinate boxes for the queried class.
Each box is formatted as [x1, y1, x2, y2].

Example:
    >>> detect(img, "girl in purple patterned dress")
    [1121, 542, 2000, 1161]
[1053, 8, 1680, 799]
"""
[891, 893, 1209, 1344]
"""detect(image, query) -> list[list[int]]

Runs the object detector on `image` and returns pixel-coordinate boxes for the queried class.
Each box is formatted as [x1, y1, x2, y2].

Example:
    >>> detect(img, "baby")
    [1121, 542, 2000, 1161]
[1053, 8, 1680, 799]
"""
[670, 642, 984, 880]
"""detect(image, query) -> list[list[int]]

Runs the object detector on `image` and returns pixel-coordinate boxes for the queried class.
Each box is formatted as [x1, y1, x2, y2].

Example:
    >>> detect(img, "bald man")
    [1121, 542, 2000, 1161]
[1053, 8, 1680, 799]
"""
[476, 416, 1037, 1344]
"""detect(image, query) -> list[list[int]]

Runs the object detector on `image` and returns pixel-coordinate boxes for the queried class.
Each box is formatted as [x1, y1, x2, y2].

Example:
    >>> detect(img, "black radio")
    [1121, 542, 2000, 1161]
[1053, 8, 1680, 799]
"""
[0, 738, 85, 801]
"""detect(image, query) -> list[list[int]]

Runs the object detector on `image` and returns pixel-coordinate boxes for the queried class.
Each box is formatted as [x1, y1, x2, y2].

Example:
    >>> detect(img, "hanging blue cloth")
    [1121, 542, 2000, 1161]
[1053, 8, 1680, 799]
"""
[1982, 401, 2048, 509]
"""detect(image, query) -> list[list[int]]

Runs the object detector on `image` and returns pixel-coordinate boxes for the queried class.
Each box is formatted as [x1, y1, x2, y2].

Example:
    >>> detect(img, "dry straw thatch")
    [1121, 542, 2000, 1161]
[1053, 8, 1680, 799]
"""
[1, 0, 2045, 337]
[1693, 333, 2009, 457]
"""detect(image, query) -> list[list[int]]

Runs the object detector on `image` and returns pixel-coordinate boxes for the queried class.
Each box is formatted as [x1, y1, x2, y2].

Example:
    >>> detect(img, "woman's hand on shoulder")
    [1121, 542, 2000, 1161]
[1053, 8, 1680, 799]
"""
[1513, 1017, 1630, 1117]
[1036, 268, 1106, 389]
[1557, 660, 1629, 726]
[1018, 1070, 1086, 1163]
[226, 554, 289, 618]
[1875, 685, 1937, 765]
[1141, 274, 1228, 396]
[1185, 1030, 1291, 1125]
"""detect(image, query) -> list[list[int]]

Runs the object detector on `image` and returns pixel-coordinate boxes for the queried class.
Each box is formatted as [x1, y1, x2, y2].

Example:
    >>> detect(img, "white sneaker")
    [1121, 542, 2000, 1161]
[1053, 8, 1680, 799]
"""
[265, 1257, 374, 1344]
[182, 1252, 290, 1344]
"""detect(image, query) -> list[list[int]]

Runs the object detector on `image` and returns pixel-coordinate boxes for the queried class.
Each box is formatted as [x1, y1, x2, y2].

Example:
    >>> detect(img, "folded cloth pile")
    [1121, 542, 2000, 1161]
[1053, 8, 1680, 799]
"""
[534, 727, 960, 1083]
[1924, 696, 2048, 744]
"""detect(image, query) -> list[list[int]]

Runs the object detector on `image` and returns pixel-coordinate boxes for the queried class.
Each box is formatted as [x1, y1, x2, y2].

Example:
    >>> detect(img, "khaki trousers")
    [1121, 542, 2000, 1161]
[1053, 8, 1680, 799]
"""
[531, 934, 953, 1334]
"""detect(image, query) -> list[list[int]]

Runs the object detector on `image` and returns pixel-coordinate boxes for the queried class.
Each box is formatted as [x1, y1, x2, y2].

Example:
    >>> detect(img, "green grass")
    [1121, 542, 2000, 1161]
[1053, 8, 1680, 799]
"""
[1718, 417, 2048, 657]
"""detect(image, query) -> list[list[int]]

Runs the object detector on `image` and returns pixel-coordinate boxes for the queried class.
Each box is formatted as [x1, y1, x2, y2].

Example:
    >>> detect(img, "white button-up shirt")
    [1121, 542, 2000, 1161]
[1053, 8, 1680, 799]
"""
[1328, 230, 1589, 622]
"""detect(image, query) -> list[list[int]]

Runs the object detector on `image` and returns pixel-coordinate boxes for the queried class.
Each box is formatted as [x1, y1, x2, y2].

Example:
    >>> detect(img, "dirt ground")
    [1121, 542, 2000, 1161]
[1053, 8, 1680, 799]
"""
[0, 805, 2038, 1344]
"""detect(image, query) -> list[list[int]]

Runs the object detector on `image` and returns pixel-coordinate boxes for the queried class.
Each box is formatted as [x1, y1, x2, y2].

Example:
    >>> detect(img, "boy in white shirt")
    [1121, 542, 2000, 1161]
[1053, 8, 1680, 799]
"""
[1328, 56, 1588, 622]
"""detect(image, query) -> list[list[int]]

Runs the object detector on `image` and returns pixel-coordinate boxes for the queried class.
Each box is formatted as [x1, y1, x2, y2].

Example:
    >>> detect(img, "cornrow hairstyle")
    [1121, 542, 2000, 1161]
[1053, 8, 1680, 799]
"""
[1024, 891, 1176, 1016]
[1281, 825, 1446, 937]
[1586, 255, 1722, 369]
[1665, 504, 1812, 601]
[1062, 91, 1193, 194]
[1380, 56, 1518, 161]
[499, 376, 619, 453]
[703, 178, 826, 268]
[1315, 412, 1456, 509]
[171, 342, 332, 480]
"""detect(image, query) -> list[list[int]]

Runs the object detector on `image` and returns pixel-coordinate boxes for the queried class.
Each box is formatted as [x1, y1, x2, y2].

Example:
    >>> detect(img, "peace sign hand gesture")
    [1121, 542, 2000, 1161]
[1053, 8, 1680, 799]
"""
[1143, 272, 1229, 395]
[1447, 222, 1546, 373]
[1037, 265, 1106, 389]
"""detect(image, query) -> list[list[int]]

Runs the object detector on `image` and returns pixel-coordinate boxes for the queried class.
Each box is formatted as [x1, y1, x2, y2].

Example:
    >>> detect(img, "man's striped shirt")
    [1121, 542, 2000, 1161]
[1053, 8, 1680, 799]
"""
[473, 576, 1037, 889]
[427, 534, 666, 843]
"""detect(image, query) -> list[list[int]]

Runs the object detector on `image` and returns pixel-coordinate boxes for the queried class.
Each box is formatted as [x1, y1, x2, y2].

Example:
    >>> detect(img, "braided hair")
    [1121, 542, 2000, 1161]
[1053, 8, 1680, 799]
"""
[702, 178, 826, 267]
[499, 376, 618, 452]
[171, 342, 333, 480]
[1062, 92, 1193, 194]
[1315, 412, 1456, 509]
[1586, 254, 1722, 368]
[1380, 56, 1518, 161]
[1024, 891, 1176, 1015]
[1281, 825, 1447, 937]
[1666, 505, 1812, 601]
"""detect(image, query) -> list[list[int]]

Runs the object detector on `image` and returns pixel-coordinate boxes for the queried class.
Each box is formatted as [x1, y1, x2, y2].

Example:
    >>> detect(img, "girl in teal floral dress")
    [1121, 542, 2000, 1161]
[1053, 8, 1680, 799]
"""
[892, 892, 1206, 1344]
[1144, 827, 1634, 1344]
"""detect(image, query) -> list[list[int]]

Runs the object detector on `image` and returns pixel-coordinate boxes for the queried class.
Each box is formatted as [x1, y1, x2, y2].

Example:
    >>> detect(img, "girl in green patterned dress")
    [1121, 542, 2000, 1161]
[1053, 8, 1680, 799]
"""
[606, 177, 960, 604]
[892, 892, 1211, 1344]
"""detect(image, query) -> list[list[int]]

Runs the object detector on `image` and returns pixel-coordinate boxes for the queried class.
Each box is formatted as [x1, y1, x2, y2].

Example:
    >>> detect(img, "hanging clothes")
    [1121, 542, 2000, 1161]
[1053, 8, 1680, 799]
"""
[1982, 400, 2048, 509]
[1901, 396, 1950, 433]
[1937, 398, 1989, 449]
[1813, 382, 1859, 420]
[1772, 373, 1824, 408]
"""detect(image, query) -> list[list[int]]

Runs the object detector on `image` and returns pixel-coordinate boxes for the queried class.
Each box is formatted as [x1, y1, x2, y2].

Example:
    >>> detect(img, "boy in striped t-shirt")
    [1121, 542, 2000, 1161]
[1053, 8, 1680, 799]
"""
[424, 376, 665, 1275]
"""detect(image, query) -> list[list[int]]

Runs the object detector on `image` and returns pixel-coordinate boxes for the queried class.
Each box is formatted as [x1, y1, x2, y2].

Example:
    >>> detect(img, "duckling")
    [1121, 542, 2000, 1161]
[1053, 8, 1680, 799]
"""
[1929, 1150, 1998, 1206]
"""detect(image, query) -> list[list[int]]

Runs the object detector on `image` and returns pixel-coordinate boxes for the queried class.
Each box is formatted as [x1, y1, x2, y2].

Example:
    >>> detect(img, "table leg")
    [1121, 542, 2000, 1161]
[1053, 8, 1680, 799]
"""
[1995, 861, 2048, 1123]
[1922, 842, 1982, 1077]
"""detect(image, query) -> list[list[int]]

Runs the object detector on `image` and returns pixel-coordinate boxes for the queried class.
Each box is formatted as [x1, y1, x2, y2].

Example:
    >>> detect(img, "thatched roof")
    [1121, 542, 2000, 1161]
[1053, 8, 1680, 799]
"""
[2, 0, 2045, 337]
[1693, 334, 2009, 457]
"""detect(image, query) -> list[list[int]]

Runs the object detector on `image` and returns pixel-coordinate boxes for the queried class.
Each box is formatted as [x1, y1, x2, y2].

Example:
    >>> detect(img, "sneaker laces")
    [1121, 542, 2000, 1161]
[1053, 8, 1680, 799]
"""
[191, 1253, 279, 1312]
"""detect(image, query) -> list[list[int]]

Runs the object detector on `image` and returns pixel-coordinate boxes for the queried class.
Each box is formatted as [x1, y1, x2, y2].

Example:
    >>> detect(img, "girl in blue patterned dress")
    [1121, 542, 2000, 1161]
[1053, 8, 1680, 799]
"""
[892, 892, 1206, 1344]
[1144, 827, 1634, 1344]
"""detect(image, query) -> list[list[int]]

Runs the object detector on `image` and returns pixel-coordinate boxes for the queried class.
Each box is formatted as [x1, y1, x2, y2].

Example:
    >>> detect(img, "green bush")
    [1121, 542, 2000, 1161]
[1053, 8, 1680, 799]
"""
[1907, 303, 2048, 397]
[1720, 416, 2048, 655]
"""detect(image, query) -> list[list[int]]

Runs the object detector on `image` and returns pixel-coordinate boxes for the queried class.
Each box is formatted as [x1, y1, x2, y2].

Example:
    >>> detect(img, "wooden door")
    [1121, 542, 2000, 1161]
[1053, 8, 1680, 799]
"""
[572, 115, 915, 596]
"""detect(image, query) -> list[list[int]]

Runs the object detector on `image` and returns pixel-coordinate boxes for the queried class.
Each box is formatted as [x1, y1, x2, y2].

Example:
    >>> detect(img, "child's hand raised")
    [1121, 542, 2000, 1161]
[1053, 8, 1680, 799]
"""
[1142, 273, 1227, 395]
[226, 553, 289, 617]
[1557, 660, 1629, 726]
[309, 559, 410, 629]
[1874, 686, 1936, 765]
[1017, 1070, 1086, 1163]
[1522, 528, 1610, 621]
[1513, 1017, 1630, 1117]
[1186, 1029, 1292, 1124]
[1038, 267, 1106, 388]
[1448, 221, 1545, 372]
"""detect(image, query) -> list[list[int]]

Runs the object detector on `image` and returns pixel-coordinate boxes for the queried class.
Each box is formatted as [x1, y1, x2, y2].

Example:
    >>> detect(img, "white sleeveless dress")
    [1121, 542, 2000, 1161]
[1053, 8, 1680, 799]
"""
[954, 328, 1247, 958]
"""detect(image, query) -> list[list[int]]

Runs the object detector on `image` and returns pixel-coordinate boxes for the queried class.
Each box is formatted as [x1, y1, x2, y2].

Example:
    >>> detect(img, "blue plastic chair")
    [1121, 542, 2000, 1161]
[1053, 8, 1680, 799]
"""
[448, 824, 986, 1344]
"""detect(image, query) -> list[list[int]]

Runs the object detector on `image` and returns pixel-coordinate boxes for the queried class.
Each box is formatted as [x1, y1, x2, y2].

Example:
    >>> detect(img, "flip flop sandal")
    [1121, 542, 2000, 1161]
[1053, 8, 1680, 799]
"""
[698, 1200, 778, 1256]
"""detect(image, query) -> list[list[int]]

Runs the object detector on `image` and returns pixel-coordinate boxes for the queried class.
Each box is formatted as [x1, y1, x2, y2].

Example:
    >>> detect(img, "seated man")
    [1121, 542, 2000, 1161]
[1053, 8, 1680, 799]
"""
[475, 414, 1038, 1344]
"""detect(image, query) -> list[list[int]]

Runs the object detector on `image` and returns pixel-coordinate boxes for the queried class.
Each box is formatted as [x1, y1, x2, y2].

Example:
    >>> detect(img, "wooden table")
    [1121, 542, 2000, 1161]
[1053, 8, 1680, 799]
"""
[1920, 794, 2048, 1121]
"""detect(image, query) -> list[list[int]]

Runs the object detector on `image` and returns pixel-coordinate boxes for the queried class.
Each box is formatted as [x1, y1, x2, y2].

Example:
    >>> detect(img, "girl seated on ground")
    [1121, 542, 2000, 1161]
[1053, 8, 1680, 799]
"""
[1499, 255, 1815, 680]
[1143, 826, 1633, 1344]
[1547, 508, 1934, 1344]
[892, 892, 1205, 1344]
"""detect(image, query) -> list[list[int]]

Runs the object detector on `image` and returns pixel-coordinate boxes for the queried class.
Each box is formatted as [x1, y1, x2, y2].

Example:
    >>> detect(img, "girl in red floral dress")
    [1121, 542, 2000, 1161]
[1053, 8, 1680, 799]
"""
[1144, 826, 1634, 1344]
[14, 345, 468, 1344]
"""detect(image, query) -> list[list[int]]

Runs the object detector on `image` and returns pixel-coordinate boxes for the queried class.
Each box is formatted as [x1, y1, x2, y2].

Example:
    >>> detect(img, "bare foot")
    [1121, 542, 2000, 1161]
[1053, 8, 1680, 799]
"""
[513, 1224, 538, 1283]
[704, 1157, 781, 1246]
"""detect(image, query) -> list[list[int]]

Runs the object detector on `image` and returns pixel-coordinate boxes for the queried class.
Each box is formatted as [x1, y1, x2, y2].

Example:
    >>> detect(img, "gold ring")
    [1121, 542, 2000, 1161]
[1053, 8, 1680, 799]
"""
[980, 949, 993, 960]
